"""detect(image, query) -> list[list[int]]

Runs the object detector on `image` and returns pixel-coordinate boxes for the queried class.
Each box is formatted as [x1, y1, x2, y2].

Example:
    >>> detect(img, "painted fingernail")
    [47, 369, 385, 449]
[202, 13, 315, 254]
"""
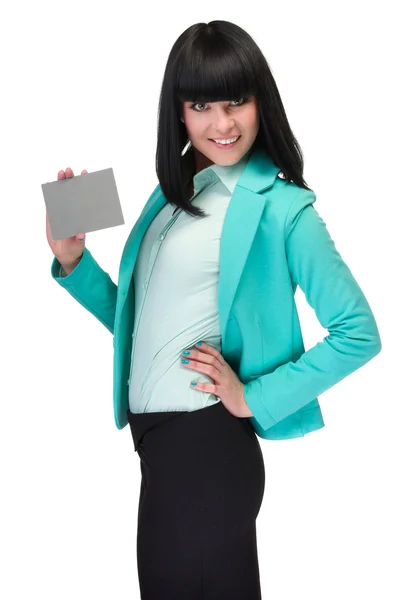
[182, 350, 191, 355]
[181, 359, 189, 364]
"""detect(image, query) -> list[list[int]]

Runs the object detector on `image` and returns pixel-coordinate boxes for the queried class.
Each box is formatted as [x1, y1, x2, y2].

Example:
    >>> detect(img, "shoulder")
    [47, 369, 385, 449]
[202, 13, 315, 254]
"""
[261, 178, 317, 238]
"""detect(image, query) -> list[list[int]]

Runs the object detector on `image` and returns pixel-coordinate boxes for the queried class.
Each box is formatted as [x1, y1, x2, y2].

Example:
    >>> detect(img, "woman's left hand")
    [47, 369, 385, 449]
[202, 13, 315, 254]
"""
[180, 341, 253, 418]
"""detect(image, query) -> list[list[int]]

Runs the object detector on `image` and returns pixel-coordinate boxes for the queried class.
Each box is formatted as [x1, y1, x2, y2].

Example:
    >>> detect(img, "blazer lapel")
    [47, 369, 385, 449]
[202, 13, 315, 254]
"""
[118, 189, 166, 285]
[218, 187, 266, 340]
[116, 148, 281, 339]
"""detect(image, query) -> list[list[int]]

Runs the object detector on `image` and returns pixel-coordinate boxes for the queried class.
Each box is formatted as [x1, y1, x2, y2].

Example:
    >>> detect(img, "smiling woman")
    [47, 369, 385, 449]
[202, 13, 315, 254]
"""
[49, 16, 382, 600]
[156, 19, 313, 220]
[132, 20, 317, 598]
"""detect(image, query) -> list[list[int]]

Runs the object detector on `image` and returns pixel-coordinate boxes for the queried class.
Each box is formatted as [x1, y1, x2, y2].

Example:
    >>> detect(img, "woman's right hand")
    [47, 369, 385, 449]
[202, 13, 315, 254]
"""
[46, 168, 88, 266]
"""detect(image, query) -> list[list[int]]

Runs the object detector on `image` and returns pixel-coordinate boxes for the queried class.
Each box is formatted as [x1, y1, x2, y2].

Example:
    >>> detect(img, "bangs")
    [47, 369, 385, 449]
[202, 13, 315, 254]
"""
[175, 41, 258, 103]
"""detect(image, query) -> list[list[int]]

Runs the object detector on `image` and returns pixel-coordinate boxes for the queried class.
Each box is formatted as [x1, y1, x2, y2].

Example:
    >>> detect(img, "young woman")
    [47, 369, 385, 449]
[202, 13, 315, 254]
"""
[48, 20, 382, 600]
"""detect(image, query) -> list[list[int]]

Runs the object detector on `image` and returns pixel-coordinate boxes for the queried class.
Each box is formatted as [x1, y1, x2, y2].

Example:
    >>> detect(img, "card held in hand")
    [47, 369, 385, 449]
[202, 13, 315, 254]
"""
[42, 167, 124, 240]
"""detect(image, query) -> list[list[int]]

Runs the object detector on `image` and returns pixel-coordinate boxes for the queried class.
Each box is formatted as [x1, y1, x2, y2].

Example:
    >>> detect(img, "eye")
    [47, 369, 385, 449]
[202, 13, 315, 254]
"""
[189, 98, 249, 112]
[190, 102, 208, 112]
[231, 98, 248, 106]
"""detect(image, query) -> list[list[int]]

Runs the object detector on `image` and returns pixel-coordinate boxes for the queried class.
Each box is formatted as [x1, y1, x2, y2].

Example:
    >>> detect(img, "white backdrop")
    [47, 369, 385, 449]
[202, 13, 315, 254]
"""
[1, 1, 398, 598]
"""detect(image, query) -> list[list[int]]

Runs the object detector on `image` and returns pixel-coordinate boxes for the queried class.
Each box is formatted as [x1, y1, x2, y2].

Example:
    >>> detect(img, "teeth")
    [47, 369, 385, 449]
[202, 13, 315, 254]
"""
[212, 136, 239, 145]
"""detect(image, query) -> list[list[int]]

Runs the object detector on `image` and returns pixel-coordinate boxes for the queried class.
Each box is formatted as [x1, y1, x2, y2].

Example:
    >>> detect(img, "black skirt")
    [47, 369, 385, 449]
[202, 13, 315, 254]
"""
[127, 400, 265, 599]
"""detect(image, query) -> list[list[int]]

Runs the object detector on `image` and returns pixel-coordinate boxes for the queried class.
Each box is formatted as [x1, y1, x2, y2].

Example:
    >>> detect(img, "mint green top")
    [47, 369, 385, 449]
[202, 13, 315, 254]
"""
[128, 150, 251, 413]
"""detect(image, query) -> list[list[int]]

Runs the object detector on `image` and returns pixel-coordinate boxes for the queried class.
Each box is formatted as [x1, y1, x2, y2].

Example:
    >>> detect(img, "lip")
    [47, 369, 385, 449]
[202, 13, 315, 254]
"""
[209, 135, 241, 148]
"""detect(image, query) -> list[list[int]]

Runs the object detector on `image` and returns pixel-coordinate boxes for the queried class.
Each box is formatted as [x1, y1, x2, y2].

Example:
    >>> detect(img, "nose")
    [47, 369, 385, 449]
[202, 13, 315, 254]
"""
[213, 109, 236, 134]
[214, 107, 235, 135]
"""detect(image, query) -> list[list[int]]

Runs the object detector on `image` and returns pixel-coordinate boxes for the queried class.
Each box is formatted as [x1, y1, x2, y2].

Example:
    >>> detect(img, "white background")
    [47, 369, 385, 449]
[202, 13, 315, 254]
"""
[1, 1, 398, 598]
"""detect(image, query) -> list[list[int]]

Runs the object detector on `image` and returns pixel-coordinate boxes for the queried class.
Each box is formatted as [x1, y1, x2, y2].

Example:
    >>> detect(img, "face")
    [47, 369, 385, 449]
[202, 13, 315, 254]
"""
[181, 96, 259, 174]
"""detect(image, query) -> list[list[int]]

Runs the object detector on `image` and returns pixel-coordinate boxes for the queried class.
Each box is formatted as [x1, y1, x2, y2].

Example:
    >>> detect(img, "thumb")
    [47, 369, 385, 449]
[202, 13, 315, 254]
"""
[76, 233, 86, 241]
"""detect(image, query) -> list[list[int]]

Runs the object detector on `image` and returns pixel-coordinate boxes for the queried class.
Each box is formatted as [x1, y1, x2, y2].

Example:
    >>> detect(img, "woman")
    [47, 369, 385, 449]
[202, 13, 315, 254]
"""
[47, 20, 382, 600]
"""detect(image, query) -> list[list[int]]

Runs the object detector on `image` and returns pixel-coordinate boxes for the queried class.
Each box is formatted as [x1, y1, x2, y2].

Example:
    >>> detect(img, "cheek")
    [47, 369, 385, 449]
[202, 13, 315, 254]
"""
[181, 107, 196, 131]
[243, 102, 259, 128]
[243, 118, 259, 139]
[247, 108, 259, 129]
[186, 120, 206, 140]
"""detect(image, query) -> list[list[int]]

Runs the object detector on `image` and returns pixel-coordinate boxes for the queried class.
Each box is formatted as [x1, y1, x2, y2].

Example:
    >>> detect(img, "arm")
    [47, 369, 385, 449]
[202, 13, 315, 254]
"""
[50, 184, 162, 334]
[243, 189, 382, 431]
[51, 246, 118, 334]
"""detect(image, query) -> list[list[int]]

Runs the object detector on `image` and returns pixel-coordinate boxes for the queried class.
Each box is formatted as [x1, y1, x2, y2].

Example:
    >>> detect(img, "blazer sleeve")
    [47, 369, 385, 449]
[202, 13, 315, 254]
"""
[243, 189, 382, 431]
[50, 246, 117, 334]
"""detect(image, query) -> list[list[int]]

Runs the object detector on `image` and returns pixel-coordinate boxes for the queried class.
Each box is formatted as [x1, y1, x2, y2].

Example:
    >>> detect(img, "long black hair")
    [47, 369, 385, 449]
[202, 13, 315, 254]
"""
[156, 20, 313, 219]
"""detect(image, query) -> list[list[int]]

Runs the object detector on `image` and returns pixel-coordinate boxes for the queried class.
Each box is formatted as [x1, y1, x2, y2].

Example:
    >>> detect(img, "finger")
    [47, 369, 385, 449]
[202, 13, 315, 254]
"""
[182, 348, 215, 367]
[65, 167, 74, 178]
[182, 357, 222, 379]
[82, 169, 88, 175]
[45, 211, 53, 240]
[194, 341, 226, 366]
[189, 381, 218, 394]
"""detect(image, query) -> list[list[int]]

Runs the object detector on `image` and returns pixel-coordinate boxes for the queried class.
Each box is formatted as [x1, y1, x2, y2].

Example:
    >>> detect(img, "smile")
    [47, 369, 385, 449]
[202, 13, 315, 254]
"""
[210, 136, 241, 148]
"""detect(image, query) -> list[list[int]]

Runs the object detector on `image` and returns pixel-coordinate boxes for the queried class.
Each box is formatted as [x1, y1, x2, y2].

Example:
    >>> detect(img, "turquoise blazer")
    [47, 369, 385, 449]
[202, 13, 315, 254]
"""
[51, 147, 382, 440]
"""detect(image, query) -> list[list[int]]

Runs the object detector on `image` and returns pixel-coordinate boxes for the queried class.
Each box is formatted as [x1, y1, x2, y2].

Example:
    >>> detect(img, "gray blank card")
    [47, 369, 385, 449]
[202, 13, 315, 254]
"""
[42, 168, 124, 240]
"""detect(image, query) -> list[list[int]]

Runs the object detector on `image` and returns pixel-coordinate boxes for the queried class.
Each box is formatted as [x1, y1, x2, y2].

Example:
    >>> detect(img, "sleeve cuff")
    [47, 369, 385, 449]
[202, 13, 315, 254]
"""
[243, 378, 277, 431]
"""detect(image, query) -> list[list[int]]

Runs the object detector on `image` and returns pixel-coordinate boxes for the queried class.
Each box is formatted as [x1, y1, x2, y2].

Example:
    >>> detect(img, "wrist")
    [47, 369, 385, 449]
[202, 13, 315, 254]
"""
[60, 256, 82, 276]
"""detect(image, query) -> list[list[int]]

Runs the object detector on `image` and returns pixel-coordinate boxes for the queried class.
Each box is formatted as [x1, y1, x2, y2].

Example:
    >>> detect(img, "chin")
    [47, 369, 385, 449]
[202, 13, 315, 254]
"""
[209, 147, 248, 165]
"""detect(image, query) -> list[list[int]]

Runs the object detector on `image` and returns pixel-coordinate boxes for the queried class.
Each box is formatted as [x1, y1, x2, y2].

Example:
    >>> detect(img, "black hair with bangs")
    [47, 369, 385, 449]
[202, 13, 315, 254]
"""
[156, 20, 313, 218]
